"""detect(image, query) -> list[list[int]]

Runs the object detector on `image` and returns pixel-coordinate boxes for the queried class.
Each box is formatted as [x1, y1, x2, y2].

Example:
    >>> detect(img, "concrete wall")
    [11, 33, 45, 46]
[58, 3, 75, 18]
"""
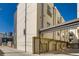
[16, 3, 25, 51]
[16, 3, 38, 53]
[26, 3, 38, 53]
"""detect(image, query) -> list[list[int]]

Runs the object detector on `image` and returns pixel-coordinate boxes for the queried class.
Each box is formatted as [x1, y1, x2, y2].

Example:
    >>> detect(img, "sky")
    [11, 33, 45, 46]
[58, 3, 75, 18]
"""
[0, 3, 77, 32]
[54, 3, 77, 21]
[0, 3, 17, 33]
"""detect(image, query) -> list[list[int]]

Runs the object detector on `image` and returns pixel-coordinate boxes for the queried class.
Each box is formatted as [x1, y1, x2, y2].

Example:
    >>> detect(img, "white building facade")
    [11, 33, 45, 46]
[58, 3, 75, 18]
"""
[15, 3, 38, 53]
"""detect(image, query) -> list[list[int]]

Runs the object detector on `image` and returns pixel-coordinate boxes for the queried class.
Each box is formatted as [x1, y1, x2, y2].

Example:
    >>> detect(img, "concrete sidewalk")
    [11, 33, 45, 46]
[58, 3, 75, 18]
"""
[0, 46, 30, 56]
[0, 46, 69, 56]
[0, 46, 78, 56]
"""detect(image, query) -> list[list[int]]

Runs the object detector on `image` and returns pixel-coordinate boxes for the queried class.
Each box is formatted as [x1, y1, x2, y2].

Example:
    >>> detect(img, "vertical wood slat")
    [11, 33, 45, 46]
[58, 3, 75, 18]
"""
[33, 37, 68, 54]
[33, 37, 40, 54]
[32, 37, 35, 54]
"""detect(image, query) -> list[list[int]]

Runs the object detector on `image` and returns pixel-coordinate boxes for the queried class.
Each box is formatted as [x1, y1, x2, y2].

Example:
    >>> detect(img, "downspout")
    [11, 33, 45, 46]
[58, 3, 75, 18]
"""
[15, 11, 17, 49]
[53, 7, 55, 26]
[53, 7, 54, 40]
[39, 3, 44, 54]
[25, 4, 27, 52]
[53, 7, 56, 50]
[42, 3, 44, 28]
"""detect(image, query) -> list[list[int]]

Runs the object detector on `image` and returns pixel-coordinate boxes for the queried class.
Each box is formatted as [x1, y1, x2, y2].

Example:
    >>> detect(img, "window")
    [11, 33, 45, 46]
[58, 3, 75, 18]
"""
[53, 7, 56, 18]
[57, 32, 60, 36]
[60, 17, 62, 23]
[57, 16, 61, 24]
[57, 16, 63, 24]
[47, 22, 50, 27]
[57, 20, 60, 24]
[47, 5, 52, 17]
[63, 35, 65, 38]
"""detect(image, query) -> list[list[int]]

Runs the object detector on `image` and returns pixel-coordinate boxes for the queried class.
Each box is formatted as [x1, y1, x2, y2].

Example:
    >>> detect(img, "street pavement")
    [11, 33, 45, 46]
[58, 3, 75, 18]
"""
[0, 46, 79, 56]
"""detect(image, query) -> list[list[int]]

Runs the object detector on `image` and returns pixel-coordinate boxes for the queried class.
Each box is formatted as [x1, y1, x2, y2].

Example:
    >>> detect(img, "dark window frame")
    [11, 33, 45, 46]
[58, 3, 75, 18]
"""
[24, 29, 26, 35]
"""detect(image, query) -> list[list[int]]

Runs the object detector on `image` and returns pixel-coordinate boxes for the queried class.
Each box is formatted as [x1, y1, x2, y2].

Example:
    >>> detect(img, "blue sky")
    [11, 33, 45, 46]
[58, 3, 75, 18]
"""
[0, 3, 77, 32]
[54, 3, 77, 21]
[0, 3, 17, 32]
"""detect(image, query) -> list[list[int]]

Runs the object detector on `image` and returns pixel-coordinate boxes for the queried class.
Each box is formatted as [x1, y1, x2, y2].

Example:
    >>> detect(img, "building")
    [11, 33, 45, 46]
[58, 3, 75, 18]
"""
[40, 5, 68, 52]
[0, 33, 4, 46]
[1, 32, 14, 47]
[14, 3, 68, 54]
